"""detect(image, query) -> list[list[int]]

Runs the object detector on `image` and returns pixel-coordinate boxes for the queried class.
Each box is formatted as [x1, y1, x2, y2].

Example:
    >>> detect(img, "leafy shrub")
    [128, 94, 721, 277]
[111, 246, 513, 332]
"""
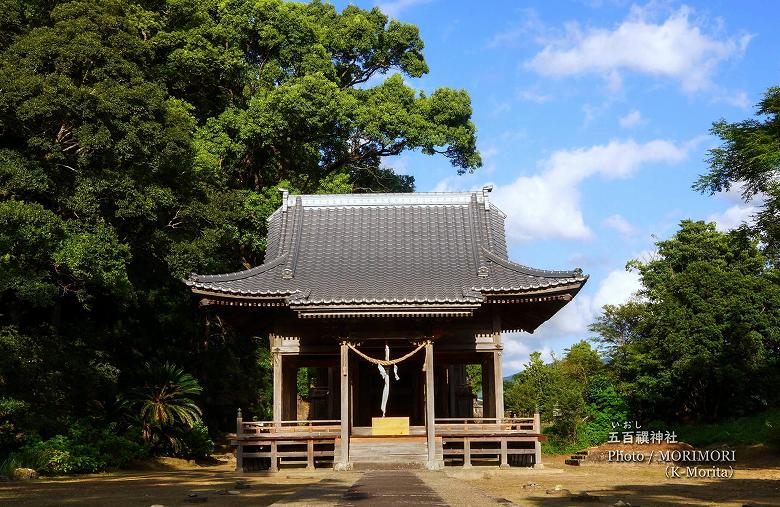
[675, 408, 780, 448]
[10, 421, 149, 475]
[152, 421, 214, 460]
[0, 397, 29, 453]
[0, 454, 21, 477]
[176, 422, 214, 460]
[18, 435, 104, 474]
[579, 375, 630, 446]
[126, 362, 204, 453]
[768, 419, 780, 451]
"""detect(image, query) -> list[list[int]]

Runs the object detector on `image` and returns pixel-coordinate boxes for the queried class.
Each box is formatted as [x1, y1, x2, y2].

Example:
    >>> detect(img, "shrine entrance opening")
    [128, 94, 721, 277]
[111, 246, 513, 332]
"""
[353, 345, 425, 427]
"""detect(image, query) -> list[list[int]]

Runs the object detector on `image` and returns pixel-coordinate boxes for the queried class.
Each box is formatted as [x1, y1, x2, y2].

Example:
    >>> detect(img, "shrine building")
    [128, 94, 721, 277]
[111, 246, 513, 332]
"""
[186, 186, 588, 471]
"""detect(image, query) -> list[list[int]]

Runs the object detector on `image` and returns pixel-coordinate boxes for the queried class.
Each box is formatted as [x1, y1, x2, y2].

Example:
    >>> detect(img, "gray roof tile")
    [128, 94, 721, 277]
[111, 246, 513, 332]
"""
[186, 189, 588, 307]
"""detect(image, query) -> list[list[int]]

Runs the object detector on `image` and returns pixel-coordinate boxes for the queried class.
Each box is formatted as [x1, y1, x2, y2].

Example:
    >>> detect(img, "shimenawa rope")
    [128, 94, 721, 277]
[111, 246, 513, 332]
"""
[346, 341, 428, 366]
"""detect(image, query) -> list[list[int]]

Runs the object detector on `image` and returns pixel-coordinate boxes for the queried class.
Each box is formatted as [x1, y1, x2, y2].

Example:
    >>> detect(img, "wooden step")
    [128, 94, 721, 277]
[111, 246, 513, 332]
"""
[351, 461, 426, 470]
[347, 436, 441, 466]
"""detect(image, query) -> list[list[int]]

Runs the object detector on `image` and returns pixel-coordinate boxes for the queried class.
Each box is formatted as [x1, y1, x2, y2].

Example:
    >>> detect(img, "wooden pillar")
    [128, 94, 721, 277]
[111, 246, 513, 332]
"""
[482, 356, 494, 418]
[337, 341, 351, 469]
[282, 358, 297, 420]
[235, 408, 243, 472]
[463, 437, 472, 468]
[306, 439, 315, 470]
[272, 348, 282, 426]
[493, 350, 504, 423]
[447, 365, 456, 418]
[327, 366, 334, 419]
[499, 438, 509, 468]
[533, 411, 544, 469]
[424, 341, 439, 468]
[270, 441, 279, 472]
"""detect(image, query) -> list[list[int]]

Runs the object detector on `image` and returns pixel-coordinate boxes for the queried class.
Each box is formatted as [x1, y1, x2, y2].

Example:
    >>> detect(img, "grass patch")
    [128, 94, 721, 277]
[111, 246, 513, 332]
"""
[674, 408, 780, 448]
[0, 454, 22, 477]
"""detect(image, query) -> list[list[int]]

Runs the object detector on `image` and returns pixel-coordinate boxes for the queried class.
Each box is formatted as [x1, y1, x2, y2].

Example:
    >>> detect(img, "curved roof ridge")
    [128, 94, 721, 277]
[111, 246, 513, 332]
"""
[187, 254, 289, 284]
[289, 191, 475, 208]
[481, 248, 586, 279]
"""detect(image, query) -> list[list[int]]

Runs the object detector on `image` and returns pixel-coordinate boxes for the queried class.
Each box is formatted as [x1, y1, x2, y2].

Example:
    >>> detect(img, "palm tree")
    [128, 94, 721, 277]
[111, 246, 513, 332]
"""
[128, 362, 203, 450]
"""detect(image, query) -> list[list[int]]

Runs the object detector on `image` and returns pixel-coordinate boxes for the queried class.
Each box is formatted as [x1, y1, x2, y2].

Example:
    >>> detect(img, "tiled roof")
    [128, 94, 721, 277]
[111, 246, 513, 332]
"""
[186, 187, 588, 312]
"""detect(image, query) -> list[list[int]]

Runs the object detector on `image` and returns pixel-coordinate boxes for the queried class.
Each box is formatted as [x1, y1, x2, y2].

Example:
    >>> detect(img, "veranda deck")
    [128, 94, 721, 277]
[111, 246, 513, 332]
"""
[232, 415, 543, 471]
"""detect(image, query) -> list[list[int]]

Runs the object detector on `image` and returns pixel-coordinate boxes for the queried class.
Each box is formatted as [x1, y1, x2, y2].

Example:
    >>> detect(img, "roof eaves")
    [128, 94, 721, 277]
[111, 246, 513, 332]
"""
[186, 254, 289, 284]
[481, 247, 586, 279]
[191, 287, 298, 298]
[473, 280, 587, 295]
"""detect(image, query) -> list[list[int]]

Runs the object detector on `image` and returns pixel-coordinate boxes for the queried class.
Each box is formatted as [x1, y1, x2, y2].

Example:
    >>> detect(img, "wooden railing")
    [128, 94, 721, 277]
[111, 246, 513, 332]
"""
[239, 419, 341, 437]
[436, 414, 543, 468]
[435, 415, 539, 433]
[232, 410, 544, 470]
[234, 411, 340, 472]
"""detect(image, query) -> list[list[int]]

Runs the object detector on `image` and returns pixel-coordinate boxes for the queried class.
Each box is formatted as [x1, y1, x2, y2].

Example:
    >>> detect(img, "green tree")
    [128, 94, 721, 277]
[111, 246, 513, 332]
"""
[591, 220, 780, 421]
[127, 363, 202, 451]
[0, 0, 481, 446]
[504, 349, 588, 444]
[695, 86, 780, 258]
[504, 343, 627, 452]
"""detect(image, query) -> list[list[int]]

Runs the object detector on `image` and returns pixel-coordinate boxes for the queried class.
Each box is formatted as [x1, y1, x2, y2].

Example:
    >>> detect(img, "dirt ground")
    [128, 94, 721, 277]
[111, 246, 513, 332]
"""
[463, 449, 780, 507]
[1, 447, 778, 506]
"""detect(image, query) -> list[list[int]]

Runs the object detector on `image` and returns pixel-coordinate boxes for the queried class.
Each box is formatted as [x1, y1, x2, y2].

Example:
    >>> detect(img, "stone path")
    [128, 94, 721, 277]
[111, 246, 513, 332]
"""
[271, 470, 518, 506]
[340, 471, 446, 506]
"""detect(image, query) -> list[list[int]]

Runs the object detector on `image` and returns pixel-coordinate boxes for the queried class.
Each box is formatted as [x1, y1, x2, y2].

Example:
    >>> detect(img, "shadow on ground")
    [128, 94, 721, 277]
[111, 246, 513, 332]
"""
[521, 477, 780, 506]
[0, 471, 319, 506]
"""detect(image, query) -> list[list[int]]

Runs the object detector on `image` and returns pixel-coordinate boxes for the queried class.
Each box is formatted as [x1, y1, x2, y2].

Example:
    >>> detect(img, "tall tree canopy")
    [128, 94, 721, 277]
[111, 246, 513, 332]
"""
[695, 86, 780, 259]
[0, 0, 481, 442]
[590, 220, 780, 422]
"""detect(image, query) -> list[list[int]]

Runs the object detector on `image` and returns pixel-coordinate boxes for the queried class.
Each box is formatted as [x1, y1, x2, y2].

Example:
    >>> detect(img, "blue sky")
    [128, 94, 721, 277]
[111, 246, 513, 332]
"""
[333, 0, 780, 373]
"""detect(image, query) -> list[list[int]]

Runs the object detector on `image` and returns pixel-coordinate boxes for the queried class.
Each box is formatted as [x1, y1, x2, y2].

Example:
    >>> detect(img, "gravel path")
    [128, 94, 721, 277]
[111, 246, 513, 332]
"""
[271, 469, 518, 506]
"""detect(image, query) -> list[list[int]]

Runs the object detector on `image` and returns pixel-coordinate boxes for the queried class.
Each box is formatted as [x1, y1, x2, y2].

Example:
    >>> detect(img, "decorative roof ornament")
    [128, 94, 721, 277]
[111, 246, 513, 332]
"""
[482, 184, 493, 210]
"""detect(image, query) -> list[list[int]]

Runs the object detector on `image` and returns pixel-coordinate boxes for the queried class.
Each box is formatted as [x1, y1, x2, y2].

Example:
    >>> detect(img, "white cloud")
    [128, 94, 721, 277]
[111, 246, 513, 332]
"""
[495, 174, 592, 241]
[707, 204, 758, 231]
[619, 109, 643, 128]
[502, 268, 641, 374]
[603, 213, 636, 236]
[490, 101, 511, 117]
[487, 8, 548, 48]
[481, 146, 499, 160]
[501, 129, 528, 142]
[489, 139, 689, 241]
[727, 90, 751, 109]
[720, 180, 750, 204]
[715, 90, 751, 110]
[706, 180, 763, 230]
[592, 269, 642, 308]
[431, 178, 456, 193]
[526, 5, 752, 92]
[633, 248, 660, 264]
[519, 89, 553, 103]
[582, 103, 604, 125]
[606, 69, 623, 92]
[377, 0, 433, 17]
[382, 155, 409, 175]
